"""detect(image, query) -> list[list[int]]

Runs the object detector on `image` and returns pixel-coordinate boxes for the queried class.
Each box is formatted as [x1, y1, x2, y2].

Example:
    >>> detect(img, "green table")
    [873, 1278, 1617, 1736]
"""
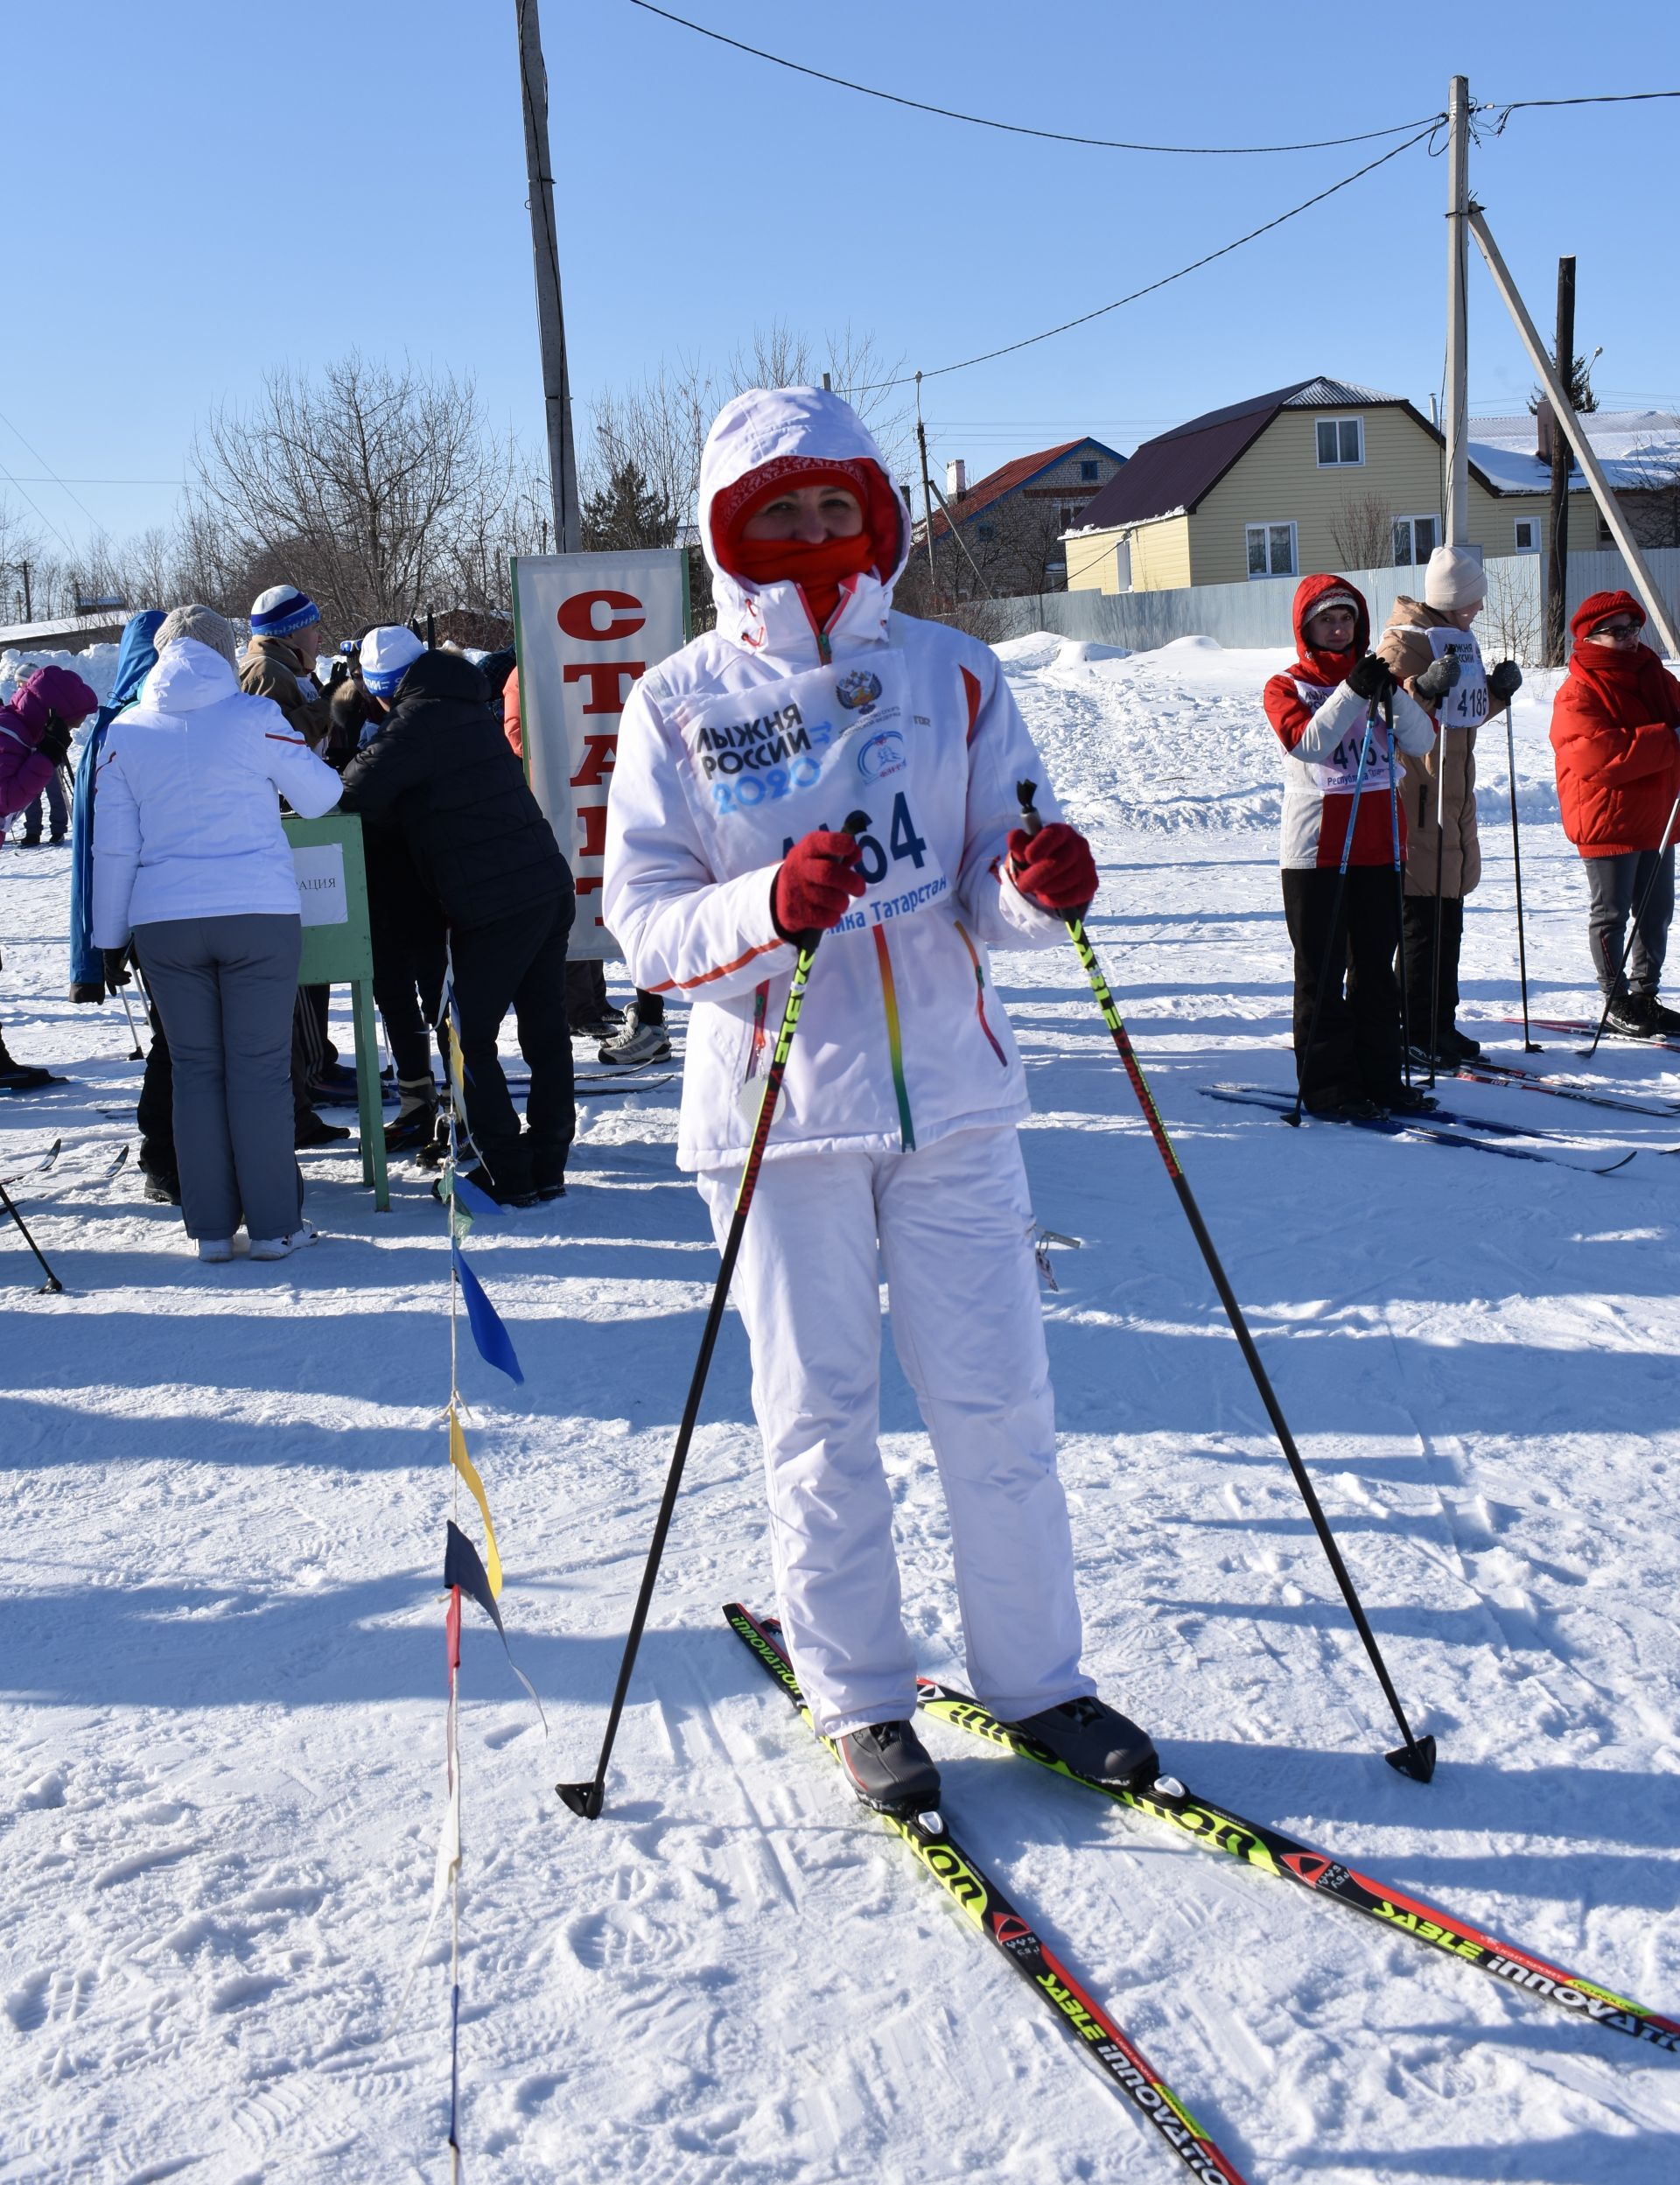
[284, 813, 389, 1211]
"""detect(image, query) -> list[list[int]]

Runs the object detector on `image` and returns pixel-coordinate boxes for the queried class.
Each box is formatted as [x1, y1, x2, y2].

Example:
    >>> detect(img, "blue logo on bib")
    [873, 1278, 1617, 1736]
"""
[858, 728, 906, 781]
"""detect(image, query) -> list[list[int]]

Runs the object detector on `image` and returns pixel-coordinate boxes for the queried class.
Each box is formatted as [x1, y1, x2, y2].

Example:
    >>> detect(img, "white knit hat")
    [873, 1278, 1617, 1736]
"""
[249, 585, 320, 639]
[1423, 544, 1488, 611]
[360, 625, 426, 698]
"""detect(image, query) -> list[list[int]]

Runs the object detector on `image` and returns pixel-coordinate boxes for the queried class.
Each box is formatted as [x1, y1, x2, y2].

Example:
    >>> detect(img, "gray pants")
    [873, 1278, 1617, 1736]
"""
[1586, 848, 1675, 998]
[134, 914, 304, 1242]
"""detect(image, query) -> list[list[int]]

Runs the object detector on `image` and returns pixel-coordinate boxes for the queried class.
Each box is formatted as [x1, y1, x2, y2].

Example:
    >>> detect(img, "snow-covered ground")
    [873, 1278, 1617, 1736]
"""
[4, 636, 1678, 2182]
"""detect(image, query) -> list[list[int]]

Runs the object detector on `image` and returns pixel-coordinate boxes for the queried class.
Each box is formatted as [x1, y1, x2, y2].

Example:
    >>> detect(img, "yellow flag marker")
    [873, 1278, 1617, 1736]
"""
[448, 1407, 503, 1599]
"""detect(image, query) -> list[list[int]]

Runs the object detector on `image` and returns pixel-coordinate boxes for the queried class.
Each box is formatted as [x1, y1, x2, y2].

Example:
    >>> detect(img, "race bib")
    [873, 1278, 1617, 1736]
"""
[1428, 626, 1487, 728]
[676, 653, 949, 935]
[1292, 677, 1390, 794]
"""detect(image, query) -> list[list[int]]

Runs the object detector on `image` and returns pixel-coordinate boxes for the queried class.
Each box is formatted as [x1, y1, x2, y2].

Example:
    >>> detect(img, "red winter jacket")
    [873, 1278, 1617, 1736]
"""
[1264, 572, 1436, 869]
[0, 665, 100, 823]
[1550, 634, 1680, 858]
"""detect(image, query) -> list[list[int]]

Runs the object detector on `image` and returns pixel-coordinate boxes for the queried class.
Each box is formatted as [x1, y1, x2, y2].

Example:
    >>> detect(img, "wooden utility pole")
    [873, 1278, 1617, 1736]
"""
[1545, 256, 1576, 667]
[1444, 74, 1471, 545]
[1470, 208, 1680, 659]
[914, 374, 942, 613]
[515, 0, 580, 553]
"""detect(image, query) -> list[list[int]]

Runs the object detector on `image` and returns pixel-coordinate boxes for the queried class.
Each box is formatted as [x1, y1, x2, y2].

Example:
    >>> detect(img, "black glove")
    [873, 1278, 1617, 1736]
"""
[1414, 654, 1461, 703]
[1488, 660, 1523, 703]
[37, 714, 74, 767]
[1346, 654, 1396, 702]
[69, 980, 107, 1005]
[102, 947, 133, 989]
[326, 658, 353, 694]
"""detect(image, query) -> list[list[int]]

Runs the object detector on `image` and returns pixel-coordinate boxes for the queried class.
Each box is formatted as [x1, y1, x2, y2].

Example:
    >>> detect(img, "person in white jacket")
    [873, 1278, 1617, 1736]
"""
[604, 385, 1155, 1810]
[93, 606, 342, 1263]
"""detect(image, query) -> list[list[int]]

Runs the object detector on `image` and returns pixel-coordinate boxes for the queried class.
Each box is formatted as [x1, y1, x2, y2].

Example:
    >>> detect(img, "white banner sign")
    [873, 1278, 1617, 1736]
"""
[511, 549, 688, 958]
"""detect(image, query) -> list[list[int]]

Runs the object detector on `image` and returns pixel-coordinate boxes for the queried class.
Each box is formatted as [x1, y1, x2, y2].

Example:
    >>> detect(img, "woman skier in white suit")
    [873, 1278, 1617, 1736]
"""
[604, 385, 1154, 1810]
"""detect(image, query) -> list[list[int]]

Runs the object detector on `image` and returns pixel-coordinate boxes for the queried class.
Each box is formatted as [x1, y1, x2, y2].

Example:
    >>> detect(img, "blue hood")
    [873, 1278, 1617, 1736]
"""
[70, 609, 166, 988]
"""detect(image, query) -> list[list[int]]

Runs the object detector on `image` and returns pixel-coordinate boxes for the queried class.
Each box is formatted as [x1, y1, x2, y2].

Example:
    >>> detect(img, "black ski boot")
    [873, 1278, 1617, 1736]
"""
[0, 1038, 52, 1092]
[1385, 1083, 1438, 1115]
[836, 1719, 942, 1812]
[1003, 1695, 1158, 1787]
[1648, 997, 1680, 1035]
[138, 1143, 181, 1204]
[1606, 991, 1658, 1039]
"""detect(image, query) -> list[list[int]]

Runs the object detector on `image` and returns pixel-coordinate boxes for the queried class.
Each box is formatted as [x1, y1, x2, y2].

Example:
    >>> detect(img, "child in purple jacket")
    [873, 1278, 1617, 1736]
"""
[2, 664, 98, 1086]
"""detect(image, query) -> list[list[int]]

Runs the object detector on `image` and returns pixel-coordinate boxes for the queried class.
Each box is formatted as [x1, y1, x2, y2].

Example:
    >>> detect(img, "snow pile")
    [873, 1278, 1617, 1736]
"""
[0, 643, 121, 707]
[3, 633, 1678, 2180]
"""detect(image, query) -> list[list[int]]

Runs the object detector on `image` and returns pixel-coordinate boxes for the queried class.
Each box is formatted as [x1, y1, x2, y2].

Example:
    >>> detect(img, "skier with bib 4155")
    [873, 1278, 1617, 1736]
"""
[605, 384, 1152, 1813]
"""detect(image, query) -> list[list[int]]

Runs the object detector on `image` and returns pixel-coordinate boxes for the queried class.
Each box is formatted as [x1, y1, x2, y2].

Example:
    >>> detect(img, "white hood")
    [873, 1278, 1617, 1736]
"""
[698, 385, 911, 655]
[137, 639, 240, 717]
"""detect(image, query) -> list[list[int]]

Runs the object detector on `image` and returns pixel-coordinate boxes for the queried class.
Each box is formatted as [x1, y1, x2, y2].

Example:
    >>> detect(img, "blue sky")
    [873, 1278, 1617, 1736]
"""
[6, 0, 1679, 557]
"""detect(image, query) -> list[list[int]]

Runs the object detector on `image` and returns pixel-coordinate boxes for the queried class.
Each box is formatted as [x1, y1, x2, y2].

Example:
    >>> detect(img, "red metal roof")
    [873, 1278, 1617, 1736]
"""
[928, 439, 1099, 538]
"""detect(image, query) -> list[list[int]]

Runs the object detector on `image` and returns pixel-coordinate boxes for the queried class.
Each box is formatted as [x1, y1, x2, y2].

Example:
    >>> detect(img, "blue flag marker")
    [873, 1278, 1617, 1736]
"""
[452, 1245, 525, 1383]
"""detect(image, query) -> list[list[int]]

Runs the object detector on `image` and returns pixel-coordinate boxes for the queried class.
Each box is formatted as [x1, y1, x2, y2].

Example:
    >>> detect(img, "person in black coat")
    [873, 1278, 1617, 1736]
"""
[338, 629, 575, 1204]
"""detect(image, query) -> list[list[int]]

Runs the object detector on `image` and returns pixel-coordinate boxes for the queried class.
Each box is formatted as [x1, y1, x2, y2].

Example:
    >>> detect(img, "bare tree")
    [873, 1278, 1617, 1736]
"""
[192, 353, 517, 641]
[1329, 492, 1394, 573]
[1483, 555, 1544, 667]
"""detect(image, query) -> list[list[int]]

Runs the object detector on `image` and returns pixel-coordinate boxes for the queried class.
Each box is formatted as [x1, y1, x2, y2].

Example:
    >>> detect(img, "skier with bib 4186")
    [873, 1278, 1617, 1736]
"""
[605, 384, 1153, 1812]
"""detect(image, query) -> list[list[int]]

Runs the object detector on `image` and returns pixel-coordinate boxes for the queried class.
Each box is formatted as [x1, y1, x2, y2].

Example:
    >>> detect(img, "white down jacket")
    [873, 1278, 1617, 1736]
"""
[92, 639, 342, 945]
[603, 385, 1072, 1172]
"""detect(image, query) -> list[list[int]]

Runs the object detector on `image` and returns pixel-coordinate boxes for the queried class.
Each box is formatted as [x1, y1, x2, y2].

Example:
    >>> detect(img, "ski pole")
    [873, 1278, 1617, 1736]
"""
[0, 1174, 64, 1294]
[118, 984, 145, 1062]
[1503, 701, 1541, 1052]
[558, 809, 872, 1821]
[1288, 705, 1377, 1127]
[1016, 779, 1435, 1782]
[1426, 728, 1446, 1089]
[1580, 791, 1680, 1060]
[1385, 690, 1412, 1088]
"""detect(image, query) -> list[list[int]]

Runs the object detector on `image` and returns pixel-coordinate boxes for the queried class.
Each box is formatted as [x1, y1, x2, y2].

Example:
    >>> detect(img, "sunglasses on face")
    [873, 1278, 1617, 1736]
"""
[1593, 620, 1642, 638]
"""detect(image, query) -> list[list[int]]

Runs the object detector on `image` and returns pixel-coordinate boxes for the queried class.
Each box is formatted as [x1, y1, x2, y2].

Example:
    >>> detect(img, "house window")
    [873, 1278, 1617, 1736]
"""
[1514, 517, 1539, 554]
[976, 522, 996, 542]
[1080, 459, 1099, 481]
[1316, 417, 1364, 467]
[1246, 522, 1297, 578]
[1392, 514, 1440, 566]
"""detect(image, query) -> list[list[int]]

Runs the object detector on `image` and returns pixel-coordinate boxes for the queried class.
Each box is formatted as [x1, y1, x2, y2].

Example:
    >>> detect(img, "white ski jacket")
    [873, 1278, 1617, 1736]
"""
[604, 385, 1071, 1172]
[93, 639, 342, 944]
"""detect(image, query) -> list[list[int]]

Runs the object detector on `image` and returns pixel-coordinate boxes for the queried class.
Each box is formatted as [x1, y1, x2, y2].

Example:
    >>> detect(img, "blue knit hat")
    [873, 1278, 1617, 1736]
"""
[250, 585, 320, 639]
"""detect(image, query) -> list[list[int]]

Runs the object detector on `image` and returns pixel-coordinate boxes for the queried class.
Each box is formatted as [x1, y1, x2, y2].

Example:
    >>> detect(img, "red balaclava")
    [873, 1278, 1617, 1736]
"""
[713, 455, 899, 630]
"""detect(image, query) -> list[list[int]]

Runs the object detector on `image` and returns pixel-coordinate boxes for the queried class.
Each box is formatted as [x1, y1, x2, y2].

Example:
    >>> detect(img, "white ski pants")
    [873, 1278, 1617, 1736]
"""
[698, 1123, 1093, 1740]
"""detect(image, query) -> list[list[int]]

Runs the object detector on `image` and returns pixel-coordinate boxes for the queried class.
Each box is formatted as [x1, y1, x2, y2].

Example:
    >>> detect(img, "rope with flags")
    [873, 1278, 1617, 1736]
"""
[424, 954, 543, 2174]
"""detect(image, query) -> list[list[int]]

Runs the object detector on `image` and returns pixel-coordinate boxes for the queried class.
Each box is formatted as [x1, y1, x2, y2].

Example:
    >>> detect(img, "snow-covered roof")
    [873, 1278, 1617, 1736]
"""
[1466, 410, 1680, 494]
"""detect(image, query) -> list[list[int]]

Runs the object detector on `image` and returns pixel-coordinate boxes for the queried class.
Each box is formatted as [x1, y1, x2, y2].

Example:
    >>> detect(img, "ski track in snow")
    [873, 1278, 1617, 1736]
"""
[3, 637, 1678, 2182]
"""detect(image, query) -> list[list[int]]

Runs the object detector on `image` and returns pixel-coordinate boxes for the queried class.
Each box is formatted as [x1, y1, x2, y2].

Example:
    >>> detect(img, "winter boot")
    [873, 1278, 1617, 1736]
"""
[1648, 997, 1680, 1035]
[0, 1037, 52, 1092]
[1444, 1024, 1482, 1059]
[384, 1076, 438, 1154]
[431, 1164, 539, 1211]
[1385, 1083, 1438, 1115]
[295, 1107, 351, 1148]
[835, 1719, 942, 1813]
[598, 1001, 672, 1068]
[1002, 1696, 1159, 1788]
[138, 1142, 181, 1204]
[1606, 991, 1659, 1039]
[415, 1112, 452, 1170]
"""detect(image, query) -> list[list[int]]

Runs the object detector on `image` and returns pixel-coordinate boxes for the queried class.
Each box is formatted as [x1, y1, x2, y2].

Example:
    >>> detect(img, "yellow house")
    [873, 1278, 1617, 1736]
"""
[1067, 377, 1523, 594]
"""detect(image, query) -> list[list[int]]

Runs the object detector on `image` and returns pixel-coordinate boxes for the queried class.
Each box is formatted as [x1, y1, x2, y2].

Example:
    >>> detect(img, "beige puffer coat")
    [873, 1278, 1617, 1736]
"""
[1377, 596, 1480, 899]
[239, 634, 332, 752]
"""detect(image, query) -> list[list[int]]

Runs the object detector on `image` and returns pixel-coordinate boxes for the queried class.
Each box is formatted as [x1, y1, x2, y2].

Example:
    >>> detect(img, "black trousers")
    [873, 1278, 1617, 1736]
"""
[1282, 865, 1404, 1109]
[372, 903, 448, 1086]
[451, 892, 576, 1194]
[136, 988, 174, 1165]
[1401, 896, 1464, 1047]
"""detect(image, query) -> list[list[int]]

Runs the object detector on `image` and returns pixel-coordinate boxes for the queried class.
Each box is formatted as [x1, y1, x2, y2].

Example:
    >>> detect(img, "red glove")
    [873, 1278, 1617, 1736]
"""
[772, 829, 866, 939]
[1006, 823, 1097, 914]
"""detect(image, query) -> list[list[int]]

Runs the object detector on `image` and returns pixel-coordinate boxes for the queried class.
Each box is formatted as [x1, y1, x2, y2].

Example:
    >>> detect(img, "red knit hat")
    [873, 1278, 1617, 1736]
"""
[711, 453, 902, 582]
[1572, 589, 1646, 643]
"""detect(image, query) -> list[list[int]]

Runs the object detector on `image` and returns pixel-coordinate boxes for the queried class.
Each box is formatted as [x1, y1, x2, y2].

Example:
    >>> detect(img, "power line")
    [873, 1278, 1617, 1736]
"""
[626, 2, 1444, 154]
[0, 407, 105, 535]
[2, 476, 187, 487]
[1481, 89, 1680, 119]
[856, 123, 1438, 389]
[0, 457, 77, 557]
